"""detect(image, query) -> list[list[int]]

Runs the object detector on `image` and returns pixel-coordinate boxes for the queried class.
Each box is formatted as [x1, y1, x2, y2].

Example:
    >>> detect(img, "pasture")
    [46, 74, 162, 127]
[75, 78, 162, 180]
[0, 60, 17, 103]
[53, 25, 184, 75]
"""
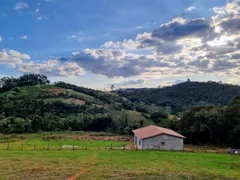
[0, 132, 240, 180]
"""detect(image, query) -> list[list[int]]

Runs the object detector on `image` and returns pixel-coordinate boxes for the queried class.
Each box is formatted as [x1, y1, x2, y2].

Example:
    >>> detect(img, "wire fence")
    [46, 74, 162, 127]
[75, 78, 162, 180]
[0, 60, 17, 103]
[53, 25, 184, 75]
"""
[0, 142, 134, 151]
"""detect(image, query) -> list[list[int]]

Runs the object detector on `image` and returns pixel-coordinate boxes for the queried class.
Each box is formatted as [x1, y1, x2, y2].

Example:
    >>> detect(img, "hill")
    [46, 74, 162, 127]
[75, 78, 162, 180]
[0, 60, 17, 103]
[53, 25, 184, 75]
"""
[116, 81, 240, 114]
[1, 74, 240, 147]
[0, 75, 152, 134]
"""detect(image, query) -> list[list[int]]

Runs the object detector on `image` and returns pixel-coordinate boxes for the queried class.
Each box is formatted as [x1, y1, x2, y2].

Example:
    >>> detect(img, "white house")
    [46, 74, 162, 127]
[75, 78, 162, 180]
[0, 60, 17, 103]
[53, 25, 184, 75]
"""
[133, 125, 185, 150]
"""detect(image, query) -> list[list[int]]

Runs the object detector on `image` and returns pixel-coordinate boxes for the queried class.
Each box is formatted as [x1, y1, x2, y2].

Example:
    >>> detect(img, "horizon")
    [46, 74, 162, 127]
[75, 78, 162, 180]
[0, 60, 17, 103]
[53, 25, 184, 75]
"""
[2, 74, 239, 91]
[1, 0, 240, 90]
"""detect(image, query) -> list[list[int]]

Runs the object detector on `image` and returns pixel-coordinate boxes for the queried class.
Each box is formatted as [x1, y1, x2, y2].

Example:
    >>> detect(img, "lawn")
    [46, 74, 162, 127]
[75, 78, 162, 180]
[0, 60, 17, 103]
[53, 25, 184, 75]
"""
[0, 133, 239, 180]
[0, 150, 239, 180]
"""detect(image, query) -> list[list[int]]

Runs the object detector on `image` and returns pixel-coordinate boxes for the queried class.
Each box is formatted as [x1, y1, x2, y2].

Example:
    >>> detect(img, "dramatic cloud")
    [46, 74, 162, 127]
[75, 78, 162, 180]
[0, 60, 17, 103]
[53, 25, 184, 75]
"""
[1, 0, 239, 82]
[58, 0, 240, 79]
[151, 17, 215, 41]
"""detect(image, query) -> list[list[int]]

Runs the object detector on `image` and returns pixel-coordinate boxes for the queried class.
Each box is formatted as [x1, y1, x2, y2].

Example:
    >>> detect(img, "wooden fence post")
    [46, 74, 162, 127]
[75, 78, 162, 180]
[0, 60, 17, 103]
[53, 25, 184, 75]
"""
[59, 144, 62, 150]
[85, 144, 87, 150]
[7, 142, 10, 150]
[110, 144, 113, 150]
[72, 144, 75, 150]
[123, 144, 125, 150]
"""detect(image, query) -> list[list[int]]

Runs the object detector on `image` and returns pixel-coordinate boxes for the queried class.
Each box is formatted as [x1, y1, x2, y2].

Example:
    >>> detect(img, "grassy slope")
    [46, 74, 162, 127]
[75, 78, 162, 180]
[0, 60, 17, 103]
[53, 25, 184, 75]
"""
[0, 150, 239, 180]
[0, 85, 100, 103]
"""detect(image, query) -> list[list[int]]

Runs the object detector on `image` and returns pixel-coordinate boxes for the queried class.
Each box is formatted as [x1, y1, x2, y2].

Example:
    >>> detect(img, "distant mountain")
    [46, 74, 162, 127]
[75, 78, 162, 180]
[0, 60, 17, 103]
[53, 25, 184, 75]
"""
[116, 81, 240, 113]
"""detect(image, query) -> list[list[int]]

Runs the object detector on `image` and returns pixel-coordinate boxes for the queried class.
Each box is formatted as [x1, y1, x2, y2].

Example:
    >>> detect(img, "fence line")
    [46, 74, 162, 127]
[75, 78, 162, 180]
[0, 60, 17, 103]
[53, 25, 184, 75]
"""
[0, 142, 130, 151]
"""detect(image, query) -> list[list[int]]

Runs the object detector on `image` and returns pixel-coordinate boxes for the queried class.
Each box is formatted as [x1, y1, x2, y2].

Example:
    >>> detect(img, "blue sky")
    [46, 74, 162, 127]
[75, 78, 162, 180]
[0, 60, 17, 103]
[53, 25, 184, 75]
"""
[0, 0, 240, 89]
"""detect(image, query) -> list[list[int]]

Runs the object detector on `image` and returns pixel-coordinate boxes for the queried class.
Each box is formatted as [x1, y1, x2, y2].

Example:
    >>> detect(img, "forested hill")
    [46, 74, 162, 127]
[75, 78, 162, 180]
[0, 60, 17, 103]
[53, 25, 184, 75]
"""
[0, 74, 153, 134]
[116, 81, 240, 113]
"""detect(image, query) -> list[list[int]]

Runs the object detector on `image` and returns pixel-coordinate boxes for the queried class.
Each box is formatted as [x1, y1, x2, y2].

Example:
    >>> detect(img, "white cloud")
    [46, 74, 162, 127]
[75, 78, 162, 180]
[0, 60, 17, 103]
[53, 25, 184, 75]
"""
[1, 1, 240, 84]
[36, 15, 48, 21]
[43, 0, 56, 2]
[68, 34, 85, 42]
[186, 6, 196, 12]
[0, 49, 30, 66]
[14, 2, 29, 11]
[20, 35, 28, 39]
[0, 49, 85, 77]
[56, 0, 240, 81]
[35, 9, 40, 14]
[17, 60, 85, 76]
[0, 36, 2, 42]
[136, 26, 144, 29]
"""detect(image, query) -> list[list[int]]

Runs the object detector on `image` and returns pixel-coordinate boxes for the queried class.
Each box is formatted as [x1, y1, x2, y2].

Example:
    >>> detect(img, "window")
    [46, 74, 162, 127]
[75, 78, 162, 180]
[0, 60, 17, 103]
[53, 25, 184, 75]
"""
[139, 140, 141, 145]
[161, 142, 165, 146]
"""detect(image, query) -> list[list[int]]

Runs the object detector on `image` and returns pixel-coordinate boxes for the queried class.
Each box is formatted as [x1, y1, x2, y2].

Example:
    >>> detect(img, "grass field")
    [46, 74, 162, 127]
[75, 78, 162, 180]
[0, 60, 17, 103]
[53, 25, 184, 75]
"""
[0, 150, 240, 180]
[0, 133, 240, 180]
[0, 132, 130, 151]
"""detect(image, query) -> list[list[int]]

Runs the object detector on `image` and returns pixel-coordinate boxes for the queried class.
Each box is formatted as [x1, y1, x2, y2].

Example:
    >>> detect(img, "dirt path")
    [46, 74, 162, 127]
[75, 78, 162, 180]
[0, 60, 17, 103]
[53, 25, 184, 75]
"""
[67, 152, 98, 180]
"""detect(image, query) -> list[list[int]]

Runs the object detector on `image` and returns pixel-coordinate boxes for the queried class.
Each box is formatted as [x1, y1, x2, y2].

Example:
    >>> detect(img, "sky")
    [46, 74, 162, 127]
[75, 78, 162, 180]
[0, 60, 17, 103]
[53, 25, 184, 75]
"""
[0, 0, 240, 90]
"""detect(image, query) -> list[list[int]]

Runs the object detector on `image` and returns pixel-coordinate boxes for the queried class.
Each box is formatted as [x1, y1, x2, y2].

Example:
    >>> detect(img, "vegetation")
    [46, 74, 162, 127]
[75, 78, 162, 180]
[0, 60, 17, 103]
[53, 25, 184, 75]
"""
[178, 97, 240, 148]
[0, 148, 239, 179]
[116, 81, 240, 114]
[0, 75, 151, 136]
[0, 132, 240, 180]
[0, 132, 128, 151]
[1, 74, 240, 148]
[0, 74, 50, 93]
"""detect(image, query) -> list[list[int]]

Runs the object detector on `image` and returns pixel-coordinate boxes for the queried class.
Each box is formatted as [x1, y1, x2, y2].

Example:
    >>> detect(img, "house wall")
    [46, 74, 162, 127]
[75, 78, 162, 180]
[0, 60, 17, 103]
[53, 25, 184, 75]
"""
[135, 134, 184, 150]
[134, 135, 143, 149]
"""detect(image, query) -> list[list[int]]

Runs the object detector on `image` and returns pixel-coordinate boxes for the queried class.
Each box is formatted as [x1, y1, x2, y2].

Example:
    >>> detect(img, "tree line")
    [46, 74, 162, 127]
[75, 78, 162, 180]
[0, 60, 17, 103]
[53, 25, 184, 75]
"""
[0, 74, 50, 92]
[177, 97, 240, 148]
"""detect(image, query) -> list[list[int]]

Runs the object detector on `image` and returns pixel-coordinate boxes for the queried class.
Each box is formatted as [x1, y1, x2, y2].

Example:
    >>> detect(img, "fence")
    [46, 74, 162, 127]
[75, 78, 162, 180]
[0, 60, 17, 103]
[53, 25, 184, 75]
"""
[0, 142, 134, 151]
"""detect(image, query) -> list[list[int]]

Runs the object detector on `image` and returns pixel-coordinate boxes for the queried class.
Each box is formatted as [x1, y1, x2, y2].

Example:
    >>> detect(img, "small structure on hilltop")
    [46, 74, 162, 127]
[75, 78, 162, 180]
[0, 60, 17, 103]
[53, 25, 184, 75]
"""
[133, 125, 185, 150]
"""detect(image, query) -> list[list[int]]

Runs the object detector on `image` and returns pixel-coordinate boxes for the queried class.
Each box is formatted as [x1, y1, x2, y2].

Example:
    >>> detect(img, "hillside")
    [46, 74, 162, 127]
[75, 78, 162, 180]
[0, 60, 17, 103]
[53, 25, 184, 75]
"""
[0, 75, 152, 134]
[116, 81, 240, 113]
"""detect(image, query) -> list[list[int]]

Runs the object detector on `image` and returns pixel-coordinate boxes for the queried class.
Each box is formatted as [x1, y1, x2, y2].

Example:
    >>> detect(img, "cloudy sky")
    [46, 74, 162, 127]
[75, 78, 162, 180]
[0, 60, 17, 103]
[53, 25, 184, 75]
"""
[0, 0, 240, 89]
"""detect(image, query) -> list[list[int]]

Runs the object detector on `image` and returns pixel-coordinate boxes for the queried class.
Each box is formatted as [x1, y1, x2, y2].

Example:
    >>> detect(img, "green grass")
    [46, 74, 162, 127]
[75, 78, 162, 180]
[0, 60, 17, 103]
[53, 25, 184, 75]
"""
[0, 149, 239, 180]
[0, 133, 127, 151]
[0, 133, 239, 179]
[0, 86, 49, 99]
[66, 90, 98, 101]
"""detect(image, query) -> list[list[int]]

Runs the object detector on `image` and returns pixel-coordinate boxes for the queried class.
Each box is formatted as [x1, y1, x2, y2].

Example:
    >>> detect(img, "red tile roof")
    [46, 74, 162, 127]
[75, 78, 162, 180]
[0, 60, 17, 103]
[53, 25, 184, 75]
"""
[133, 125, 185, 139]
